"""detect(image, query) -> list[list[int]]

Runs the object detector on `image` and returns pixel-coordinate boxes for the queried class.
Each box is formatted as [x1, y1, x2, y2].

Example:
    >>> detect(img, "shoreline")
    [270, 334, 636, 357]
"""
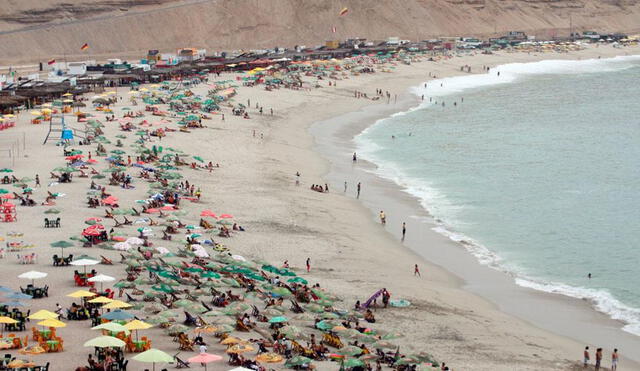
[308, 48, 640, 368]
[2, 44, 639, 370]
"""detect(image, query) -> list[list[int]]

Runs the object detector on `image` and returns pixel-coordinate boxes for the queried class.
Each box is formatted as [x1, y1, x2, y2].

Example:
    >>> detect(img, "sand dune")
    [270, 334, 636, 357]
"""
[1, 0, 640, 63]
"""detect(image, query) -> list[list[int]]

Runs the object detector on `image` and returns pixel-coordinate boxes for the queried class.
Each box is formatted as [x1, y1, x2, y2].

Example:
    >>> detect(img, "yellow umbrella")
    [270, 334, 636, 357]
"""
[37, 319, 66, 328]
[67, 290, 97, 298]
[4, 114, 15, 118]
[28, 310, 58, 320]
[220, 337, 242, 345]
[124, 320, 152, 331]
[124, 319, 153, 341]
[62, 93, 73, 97]
[62, 99, 74, 103]
[41, 108, 52, 114]
[0, 316, 17, 335]
[102, 300, 132, 309]
[226, 344, 254, 354]
[41, 103, 52, 107]
[88, 296, 113, 304]
[30, 111, 42, 116]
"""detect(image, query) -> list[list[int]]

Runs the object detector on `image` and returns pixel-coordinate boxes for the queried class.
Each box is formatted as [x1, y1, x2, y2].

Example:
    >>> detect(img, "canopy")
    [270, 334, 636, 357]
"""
[84, 336, 126, 348]
[67, 290, 97, 298]
[37, 319, 66, 328]
[92, 322, 130, 335]
[28, 310, 58, 320]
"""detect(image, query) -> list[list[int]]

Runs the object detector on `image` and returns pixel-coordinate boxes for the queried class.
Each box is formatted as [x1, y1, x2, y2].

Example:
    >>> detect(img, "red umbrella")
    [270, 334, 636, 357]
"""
[146, 208, 160, 213]
[102, 196, 118, 205]
[0, 194, 15, 199]
[82, 228, 101, 237]
[86, 217, 103, 222]
[200, 210, 217, 218]
[161, 205, 176, 211]
[220, 214, 233, 219]
[87, 159, 98, 164]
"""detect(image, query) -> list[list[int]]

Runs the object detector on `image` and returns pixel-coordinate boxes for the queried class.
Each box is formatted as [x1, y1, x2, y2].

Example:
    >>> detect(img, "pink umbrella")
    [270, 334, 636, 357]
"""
[187, 353, 222, 370]
[146, 208, 160, 213]
[87, 159, 98, 164]
[102, 196, 118, 205]
[219, 214, 233, 219]
[161, 205, 176, 211]
[200, 210, 217, 218]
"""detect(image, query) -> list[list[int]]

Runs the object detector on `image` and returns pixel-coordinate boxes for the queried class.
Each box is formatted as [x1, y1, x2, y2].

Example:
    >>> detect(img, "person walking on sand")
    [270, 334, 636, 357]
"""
[379, 211, 386, 225]
[353, 152, 357, 162]
[35, 174, 40, 188]
[344, 181, 347, 193]
[583, 346, 590, 368]
[414, 264, 420, 277]
[402, 222, 406, 241]
[357, 182, 361, 199]
[611, 349, 618, 370]
[306, 258, 310, 273]
[595, 348, 602, 370]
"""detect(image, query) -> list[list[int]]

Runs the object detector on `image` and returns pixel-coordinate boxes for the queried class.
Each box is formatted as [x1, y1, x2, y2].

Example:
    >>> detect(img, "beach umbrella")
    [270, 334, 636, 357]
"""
[187, 353, 223, 370]
[124, 319, 153, 341]
[3, 301, 26, 308]
[36, 318, 66, 328]
[256, 352, 284, 363]
[18, 271, 47, 286]
[102, 300, 132, 309]
[101, 310, 134, 321]
[268, 316, 288, 324]
[132, 349, 174, 371]
[28, 310, 58, 320]
[84, 335, 126, 348]
[92, 322, 130, 335]
[226, 344, 254, 354]
[372, 340, 396, 350]
[343, 358, 365, 369]
[0, 316, 17, 335]
[5, 293, 32, 300]
[337, 345, 363, 357]
[88, 296, 113, 304]
[285, 356, 312, 367]
[88, 274, 116, 291]
[50, 240, 73, 255]
[67, 290, 97, 298]
[287, 277, 308, 284]
[69, 258, 99, 274]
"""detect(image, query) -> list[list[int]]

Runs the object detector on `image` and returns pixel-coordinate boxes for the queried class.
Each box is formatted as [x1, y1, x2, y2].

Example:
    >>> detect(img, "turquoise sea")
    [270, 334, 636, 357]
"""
[355, 56, 640, 335]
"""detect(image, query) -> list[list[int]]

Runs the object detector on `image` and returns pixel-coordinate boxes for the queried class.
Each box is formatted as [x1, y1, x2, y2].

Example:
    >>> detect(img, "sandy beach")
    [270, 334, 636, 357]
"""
[1, 44, 639, 371]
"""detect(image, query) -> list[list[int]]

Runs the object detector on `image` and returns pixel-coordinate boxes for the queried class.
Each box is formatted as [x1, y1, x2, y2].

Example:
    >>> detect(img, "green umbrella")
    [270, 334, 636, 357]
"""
[91, 174, 106, 179]
[132, 349, 174, 371]
[304, 303, 324, 313]
[343, 358, 365, 368]
[50, 240, 74, 255]
[287, 277, 308, 284]
[83, 335, 126, 348]
[270, 287, 292, 297]
[285, 356, 312, 367]
[315, 320, 334, 331]
[268, 316, 288, 324]
[395, 357, 421, 366]
[173, 299, 193, 308]
[0, 168, 13, 173]
[193, 156, 204, 163]
[0, 189, 8, 194]
[337, 345, 363, 357]
[200, 271, 221, 279]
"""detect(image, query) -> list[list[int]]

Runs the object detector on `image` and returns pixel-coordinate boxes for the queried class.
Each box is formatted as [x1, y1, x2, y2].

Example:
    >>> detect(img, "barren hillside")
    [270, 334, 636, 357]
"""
[1, 0, 639, 64]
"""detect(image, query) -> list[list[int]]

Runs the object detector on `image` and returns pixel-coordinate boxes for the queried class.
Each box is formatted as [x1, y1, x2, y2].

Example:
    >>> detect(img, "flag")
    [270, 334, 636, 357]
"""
[339, 7, 348, 16]
[332, 26, 336, 33]
[48, 59, 56, 65]
[80, 43, 89, 51]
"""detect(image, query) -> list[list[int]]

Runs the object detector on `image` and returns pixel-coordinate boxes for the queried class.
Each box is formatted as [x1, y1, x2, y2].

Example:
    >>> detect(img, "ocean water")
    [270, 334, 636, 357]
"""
[355, 55, 640, 335]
